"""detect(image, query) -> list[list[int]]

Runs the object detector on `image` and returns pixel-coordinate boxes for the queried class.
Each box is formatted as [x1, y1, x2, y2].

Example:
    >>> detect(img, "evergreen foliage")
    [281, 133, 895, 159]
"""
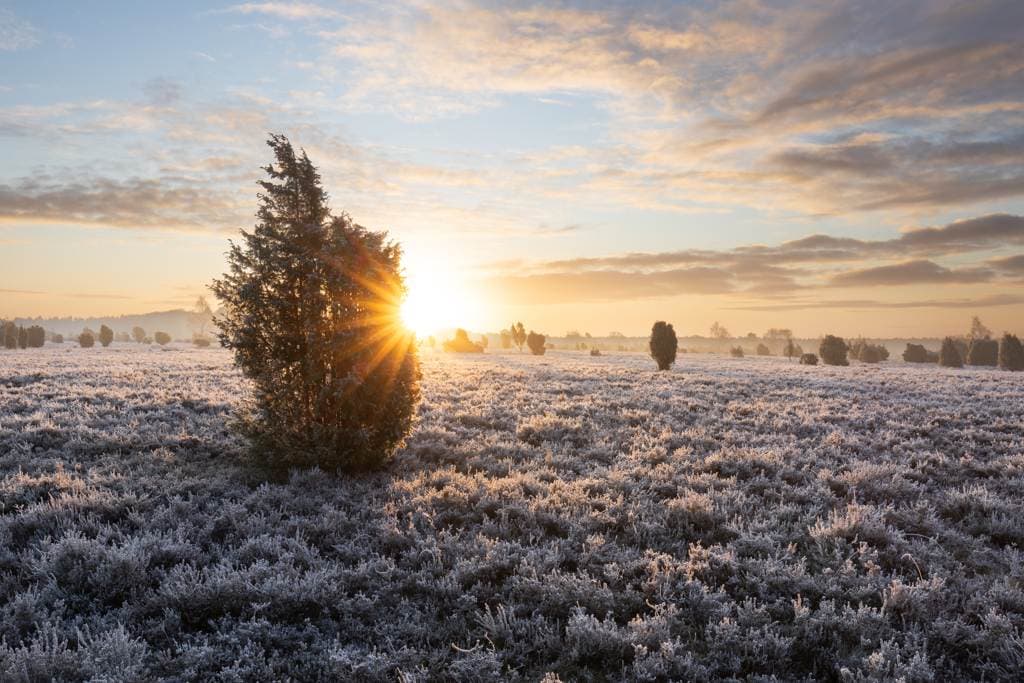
[998, 334, 1024, 371]
[210, 134, 419, 471]
[820, 335, 848, 366]
[939, 337, 963, 368]
[98, 324, 114, 348]
[649, 321, 678, 370]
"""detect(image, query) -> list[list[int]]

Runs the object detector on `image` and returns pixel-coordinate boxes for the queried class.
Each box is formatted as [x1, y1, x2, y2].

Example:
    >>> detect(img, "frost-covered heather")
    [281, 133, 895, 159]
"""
[2, 344, 1024, 681]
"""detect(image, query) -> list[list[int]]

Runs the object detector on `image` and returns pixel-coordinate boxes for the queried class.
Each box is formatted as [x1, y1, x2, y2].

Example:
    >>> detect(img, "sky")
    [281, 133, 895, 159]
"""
[1, 0, 1023, 338]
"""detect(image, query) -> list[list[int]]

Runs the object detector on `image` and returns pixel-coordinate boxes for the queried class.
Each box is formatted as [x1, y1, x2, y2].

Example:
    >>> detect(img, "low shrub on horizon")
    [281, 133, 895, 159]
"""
[649, 321, 678, 370]
[799, 352, 818, 365]
[820, 335, 848, 366]
[939, 337, 963, 368]
[443, 329, 484, 353]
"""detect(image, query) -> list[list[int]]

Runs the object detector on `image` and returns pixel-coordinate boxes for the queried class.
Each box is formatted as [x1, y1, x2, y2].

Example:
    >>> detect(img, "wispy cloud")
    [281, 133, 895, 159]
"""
[220, 2, 338, 20]
[0, 9, 38, 51]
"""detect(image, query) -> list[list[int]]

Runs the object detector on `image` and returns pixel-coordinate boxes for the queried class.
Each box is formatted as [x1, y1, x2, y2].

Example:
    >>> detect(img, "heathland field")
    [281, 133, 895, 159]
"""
[2, 345, 1024, 681]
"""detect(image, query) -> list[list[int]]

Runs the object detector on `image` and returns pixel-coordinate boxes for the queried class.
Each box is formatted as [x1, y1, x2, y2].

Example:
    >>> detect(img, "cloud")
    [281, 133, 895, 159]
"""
[0, 174, 246, 232]
[829, 260, 993, 287]
[0, 9, 38, 51]
[0, 288, 46, 295]
[220, 2, 338, 20]
[488, 213, 1024, 304]
[728, 294, 1024, 312]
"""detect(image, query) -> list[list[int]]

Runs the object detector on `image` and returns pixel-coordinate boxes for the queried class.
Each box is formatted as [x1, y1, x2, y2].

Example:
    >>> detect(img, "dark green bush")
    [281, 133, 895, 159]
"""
[902, 343, 937, 363]
[211, 134, 420, 472]
[26, 325, 45, 348]
[939, 337, 963, 368]
[649, 321, 677, 370]
[998, 334, 1024, 371]
[527, 332, 546, 355]
[819, 335, 848, 366]
[966, 338, 998, 366]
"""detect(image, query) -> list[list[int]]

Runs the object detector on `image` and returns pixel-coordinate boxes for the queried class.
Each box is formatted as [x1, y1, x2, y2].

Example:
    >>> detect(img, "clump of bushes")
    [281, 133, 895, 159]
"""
[154, 331, 171, 346]
[819, 335, 848, 366]
[99, 324, 114, 348]
[730, 346, 744, 358]
[756, 343, 771, 356]
[799, 352, 818, 365]
[966, 338, 998, 366]
[939, 337, 963, 368]
[849, 338, 889, 363]
[527, 331, 546, 356]
[649, 321, 677, 370]
[903, 343, 937, 363]
[78, 332, 95, 348]
[443, 329, 484, 353]
[998, 334, 1024, 371]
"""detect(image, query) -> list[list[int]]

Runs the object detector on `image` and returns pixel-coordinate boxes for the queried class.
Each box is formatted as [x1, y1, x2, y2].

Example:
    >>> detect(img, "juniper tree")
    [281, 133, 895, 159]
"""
[939, 337, 963, 368]
[99, 324, 114, 347]
[819, 335, 848, 366]
[649, 320, 678, 370]
[211, 134, 420, 471]
[26, 325, 45, 348]
[998, 333, 1024, 371]
[132, 326, 146, 343]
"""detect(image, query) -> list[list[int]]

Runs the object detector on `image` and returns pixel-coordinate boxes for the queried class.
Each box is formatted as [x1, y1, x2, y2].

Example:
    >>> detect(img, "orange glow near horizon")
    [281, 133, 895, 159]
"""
[400, 255, 485, 338]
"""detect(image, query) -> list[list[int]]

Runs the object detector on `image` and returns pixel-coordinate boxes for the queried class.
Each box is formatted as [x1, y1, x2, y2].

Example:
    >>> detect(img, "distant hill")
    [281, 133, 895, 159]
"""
[12, 309, 213, 341]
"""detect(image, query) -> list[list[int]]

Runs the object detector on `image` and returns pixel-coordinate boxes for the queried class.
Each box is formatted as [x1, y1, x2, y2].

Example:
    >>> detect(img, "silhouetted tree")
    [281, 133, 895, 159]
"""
[649, 321, 677, 370]
[26, 325, 45, 348]
[154, 331, 171, 346]
[510, 322, 526, 352]
[969, 316, 991, 342]
[819, 335, 848, 366]
[210, 134, 419, 471]
[998, 333, 1024, 371]
[99, 324, 114, 347]
[18, 326, 27, 349]
[526, 331, 546, 355]
[443, 328, 484, 353]
[710, 321, 730, 339]
[191, 296, 213, 336]
[783, 338, 801, 362]
[78, 331, 94, 348]
[967, 338, 998, 366]
[939, 337, 963, 368]
[2, 321, 17, 349]
[132, 326, 146, 343]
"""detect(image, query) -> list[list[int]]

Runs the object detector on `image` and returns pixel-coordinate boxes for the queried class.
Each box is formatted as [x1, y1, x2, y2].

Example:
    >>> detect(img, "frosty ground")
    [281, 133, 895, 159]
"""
[2, 346, 1023, 681]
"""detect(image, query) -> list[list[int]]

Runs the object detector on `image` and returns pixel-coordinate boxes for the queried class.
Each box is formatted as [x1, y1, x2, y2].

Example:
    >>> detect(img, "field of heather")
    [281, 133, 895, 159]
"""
[2, 345, 1024, 681]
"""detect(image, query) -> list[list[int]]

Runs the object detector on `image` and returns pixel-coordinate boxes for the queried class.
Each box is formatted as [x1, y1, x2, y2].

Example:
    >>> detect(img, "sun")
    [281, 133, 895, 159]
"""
[400, 260, 483, 338]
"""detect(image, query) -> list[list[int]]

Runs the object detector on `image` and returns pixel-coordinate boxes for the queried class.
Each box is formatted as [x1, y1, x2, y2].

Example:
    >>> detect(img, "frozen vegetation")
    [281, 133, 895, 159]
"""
[2, 345, 1024, 680]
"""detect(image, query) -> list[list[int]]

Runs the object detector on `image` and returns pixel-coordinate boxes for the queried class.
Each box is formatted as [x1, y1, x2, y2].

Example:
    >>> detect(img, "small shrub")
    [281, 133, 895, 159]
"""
[756, 343, 771, 356]
[26, 325, 46, 348]
[998, 333, 1024, 371]
[902, 343, 937, 363]
[858, 344, 883, 363]
[939, 337, 963, 367]
[966, 338, 998, 366]
[78, 332, 95, 348]
[192, 335, 212, 348]
[649, 321, 678, 370]
[590, 348, 601, 357]
[154, 331, 171, 346]
[443, 329, 484, 353]
[730, 346, 744, 358]
[132, 326, 146, 343]
[52, 333, 64, 344]
[819, 335, 848, 366]
[799, 353, 818, 365]
[527, 331, 546, 355]
[99, 324, 114, 348]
